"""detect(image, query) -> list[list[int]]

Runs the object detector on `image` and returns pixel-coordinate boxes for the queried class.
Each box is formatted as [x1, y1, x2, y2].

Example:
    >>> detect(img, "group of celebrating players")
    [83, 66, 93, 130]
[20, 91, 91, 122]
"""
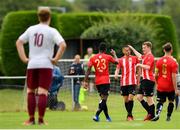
[84, 41, 179, 122]
[16, 7, 179, 125]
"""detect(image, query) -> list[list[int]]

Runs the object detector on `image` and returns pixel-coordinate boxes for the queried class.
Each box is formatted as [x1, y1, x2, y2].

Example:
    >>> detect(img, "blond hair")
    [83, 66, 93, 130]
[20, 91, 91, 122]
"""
[143, 41, 152, 49]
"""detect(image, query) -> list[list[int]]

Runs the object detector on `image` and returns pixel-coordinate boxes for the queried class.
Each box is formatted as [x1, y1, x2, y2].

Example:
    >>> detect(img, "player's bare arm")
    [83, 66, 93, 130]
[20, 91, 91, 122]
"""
[155, 67, 159, 83]
[114, 68, 120, 80]
[84, 66, 92, 88]
[128, 45, 142, 59]
[51, 41, 66, 65]
[16, 39, 29, 64]
[136, 63, 150, 70]
[110, 49, 117, 59]
[136, 66, 141, 86]
[110, 49, 119, 64]
[84, 66, 91, 81]
[172, 72, 180, 96]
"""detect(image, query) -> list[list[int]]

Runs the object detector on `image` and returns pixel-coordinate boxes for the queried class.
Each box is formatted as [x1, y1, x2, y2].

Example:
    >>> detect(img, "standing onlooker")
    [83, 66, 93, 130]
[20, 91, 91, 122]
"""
[84, 47, 95, 92]
[151, 43, 180, 121]
[115, 45, 140, 121]
[84, 43, 118, 122]
[69, 54, 84, 110]
[128, 41, 155, 121]
[16, 7, 66, 125]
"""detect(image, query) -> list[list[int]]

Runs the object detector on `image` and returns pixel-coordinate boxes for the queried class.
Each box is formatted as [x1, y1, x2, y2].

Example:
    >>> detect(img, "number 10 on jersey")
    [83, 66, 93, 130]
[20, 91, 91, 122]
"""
[34, 33, 44, 47]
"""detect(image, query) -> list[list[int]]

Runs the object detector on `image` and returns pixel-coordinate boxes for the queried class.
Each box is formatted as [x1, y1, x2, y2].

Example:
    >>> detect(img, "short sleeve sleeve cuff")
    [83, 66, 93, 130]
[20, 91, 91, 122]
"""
[53, 29, 65, 46]
[18, 29, 29, 43]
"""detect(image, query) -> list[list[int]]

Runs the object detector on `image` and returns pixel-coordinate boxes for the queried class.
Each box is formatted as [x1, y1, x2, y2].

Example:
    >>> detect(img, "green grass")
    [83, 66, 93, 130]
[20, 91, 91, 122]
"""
[0, 89, 180, 129]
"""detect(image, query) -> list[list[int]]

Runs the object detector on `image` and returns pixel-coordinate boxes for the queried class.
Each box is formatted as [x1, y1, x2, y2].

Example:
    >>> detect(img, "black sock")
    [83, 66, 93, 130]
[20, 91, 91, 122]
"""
[167, 102, 174, 117]
[128, 101, 134, 116]
[140, 100, 149, 113]
[102, 99, 109, 118]
[156, 102, 163, 115]
[149, 104, 155, 117]
[103, 102, 109, 118]
[95, 100, 103, 117]
[125, 102, 129, 116]
[175, 96, 179, 110]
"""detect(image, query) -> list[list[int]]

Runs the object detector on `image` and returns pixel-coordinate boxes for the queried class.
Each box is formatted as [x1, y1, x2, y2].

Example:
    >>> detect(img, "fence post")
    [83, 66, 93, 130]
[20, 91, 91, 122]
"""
[71, 78, 74, 110]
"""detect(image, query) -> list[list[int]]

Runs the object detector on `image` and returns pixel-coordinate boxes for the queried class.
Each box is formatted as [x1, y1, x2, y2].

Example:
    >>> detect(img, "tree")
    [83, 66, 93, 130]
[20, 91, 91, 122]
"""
[0, 0, 73, 26]
[161, 0, 180, 43]
[80, 0, 132, 12]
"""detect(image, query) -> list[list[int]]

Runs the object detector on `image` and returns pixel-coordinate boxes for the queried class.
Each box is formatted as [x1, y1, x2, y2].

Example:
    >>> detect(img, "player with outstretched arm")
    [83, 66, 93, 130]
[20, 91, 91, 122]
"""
[84, 42, 118, 122]
[128, 41, 155, 121]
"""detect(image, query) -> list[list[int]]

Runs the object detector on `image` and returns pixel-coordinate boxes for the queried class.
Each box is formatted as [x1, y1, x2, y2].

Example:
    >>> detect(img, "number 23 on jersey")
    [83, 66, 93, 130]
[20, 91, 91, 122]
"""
[95, 58, 106, 72]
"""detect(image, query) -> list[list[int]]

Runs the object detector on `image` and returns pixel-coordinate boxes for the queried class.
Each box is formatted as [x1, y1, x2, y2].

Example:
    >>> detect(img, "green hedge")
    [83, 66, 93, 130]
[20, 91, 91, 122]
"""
[0, 11, 59, 78]
[58, 13, 107, 38]
[59, 13, 179, 58]
[0, 12, 179, 78]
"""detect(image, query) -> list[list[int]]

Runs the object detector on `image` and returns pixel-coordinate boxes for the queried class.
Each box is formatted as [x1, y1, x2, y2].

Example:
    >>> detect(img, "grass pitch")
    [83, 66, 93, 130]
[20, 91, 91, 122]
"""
[0, 89, 180, 129]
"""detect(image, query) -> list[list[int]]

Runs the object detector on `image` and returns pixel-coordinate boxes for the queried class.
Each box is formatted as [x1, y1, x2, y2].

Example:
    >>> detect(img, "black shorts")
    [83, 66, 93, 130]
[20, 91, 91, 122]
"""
[138, 79, 155, 96]
[96, 84, 110, 96]
[157, 91, 175, 103]
[120, 85, 136, 96]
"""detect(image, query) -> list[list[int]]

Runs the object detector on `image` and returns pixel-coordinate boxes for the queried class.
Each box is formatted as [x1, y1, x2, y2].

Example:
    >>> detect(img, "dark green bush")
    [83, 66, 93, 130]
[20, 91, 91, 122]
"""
[0, 11, 59, 79]
[81, 18, 158, 57]
[59, 13, 179, 59]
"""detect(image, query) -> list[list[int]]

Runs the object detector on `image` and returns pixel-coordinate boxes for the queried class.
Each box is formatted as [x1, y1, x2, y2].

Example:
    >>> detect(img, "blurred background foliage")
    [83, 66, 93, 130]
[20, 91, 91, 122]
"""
[0, 0, 179, 44]
[0, 0, 180, 76]
[0, 11, 178, 77]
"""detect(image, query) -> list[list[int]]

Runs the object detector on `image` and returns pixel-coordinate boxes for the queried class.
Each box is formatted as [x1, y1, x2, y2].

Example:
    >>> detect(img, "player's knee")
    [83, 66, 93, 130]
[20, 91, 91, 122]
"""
[38, 87, 48, 96]
[147, 96, 154, 105]
[128, 94, 134, 101]
[137, 94, 143, 101]
[123, 96, 129, 102]
[101, 94, 108, 100]
[157, 98, 165, 104]
[27, 88, 35, 94]
[169, 100, 174, 104]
